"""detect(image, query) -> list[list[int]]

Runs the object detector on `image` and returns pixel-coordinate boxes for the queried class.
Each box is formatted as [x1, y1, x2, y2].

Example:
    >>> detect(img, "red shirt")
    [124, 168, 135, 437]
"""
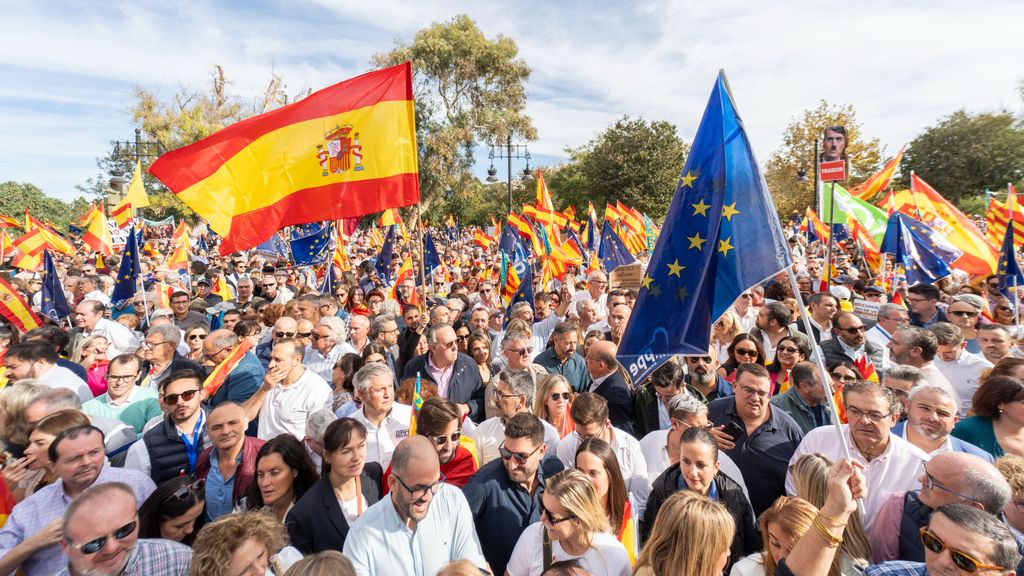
[382, 444, 477, 493]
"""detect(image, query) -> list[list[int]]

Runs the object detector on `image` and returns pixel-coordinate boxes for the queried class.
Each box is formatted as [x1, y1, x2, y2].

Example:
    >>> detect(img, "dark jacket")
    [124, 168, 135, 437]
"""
[141, 354, 207, 389]
[593, 370, 635, 437]
[254, 340, 273, 370]
[769, 386, 832, 434]
[194, 435, 266, 504]
[286, 464, 383, 554]
[403, 352, 486, 421]
[642, 464, 759, 564]
[142, 414, 207, 484]
[818, 338, 885, 374]
[632, 383, 665, 439]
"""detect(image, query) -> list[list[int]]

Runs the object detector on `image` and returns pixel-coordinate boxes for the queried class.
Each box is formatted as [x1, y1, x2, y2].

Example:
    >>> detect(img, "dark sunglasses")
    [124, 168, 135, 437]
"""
[550, 392, 571, 401]
[163, 389, 201, 405]
[830, 372, 859, 383]
[734, 348, 759, 358]
[776, 345, 801, 354]
[432, 431, 461, 445]
[274, 331, 295, 338]
[298, 332, 312, 338]
[540, 501, 575, 525]
[188, 334, 207, 341]
[949, 310, 979, 317]
[311, 333, 330, 341]
[162, 479, 205, 504]
[919, 526, 1005, 572]
[498, 442, 542, 464]
[70, 520, 137, 555]
[840, 326, 867, 334]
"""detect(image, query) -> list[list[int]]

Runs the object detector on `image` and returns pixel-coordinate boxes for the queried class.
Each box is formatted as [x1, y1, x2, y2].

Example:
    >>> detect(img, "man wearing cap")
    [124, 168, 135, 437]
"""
[196, 278, 222, 307]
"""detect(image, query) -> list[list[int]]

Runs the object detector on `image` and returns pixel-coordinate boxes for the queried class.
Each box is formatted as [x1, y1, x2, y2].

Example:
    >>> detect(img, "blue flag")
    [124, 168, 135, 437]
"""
[830, 224, 849, 242]
[599, 221, 636, 272]
[423, 232, 442, 276]
[999, 214, 1024, 298]
[255, 232, 289, 259]
[617, 72, 792, 383]
[504, 263, 534, 328]
[40, 250, 70, 322]
[290, 223, 331, 266]
[111, 224, 141, 308]
[880, 213, 955, 286]
[375, 226, 395, 285]
[498, 224, 529, 263]
[321, 263, 338, 294]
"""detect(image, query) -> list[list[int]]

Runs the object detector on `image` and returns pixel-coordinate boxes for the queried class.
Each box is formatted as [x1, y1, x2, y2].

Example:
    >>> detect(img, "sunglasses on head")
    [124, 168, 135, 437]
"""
[70, 519, 137, 555]
[550, 392, 571, 401]
[432, 431, 461, 445]
[919, 526, 1006, 573]
[163, 389, 200, 405]
[162, 479, 205, 504]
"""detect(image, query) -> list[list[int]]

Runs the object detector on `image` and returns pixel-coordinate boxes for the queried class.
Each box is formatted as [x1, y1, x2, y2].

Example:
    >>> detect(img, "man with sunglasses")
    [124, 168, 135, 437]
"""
[344, 435, 487, 575]
[889, 326, 953, 389]
[820, 311, 886, 374]
[473, 369, 560, 466]
[684, 351, 734, 403]
[486, 330, 548, 419]
[302, 317, 354, 382]
[126, 369, 208, 484]
[254, 316, 297, 369]
[464, 413, 564, 576]
[382, 398, 477, 489]
[58, 482, 192, 576]
[770, 361, 832, 434]
[0, 425, 156, 576]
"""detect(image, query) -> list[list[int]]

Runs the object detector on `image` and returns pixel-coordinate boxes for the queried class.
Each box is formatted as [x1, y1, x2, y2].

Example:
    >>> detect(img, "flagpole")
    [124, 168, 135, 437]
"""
[1008, 183, 1021, 338]
[824, 181, 837, 288]
[137, 274, 151, 326]
[785, 267, 865, 517]
[416, 204, 427, 304]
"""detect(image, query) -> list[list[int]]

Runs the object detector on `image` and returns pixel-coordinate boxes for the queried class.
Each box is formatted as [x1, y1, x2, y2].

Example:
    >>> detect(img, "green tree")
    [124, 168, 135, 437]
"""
[373, 15, 535, 213]
[899, 110, 1024, 202]
[0, 182, 89, 229]
[554, 116, 688, 219]
[763, 101, 884, 217]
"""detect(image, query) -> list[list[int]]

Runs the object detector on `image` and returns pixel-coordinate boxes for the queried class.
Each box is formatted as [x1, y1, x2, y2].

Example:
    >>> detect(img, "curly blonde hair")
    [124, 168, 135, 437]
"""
[188, 511, 289, 576]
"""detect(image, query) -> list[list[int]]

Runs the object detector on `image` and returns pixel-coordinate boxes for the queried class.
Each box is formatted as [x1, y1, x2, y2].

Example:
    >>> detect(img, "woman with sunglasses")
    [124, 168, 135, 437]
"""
[574, 438, 629, 541]
[827, 360, 861, 423]
[244, 435, 320, 523]
[185, 327, 209, 362]
[287, 418, 383, 554]
[712, 310, 744, 363]
[717, 334, 766, 383]
[768, 334, 810, 396]
[506, 468, 631, 576]
[138, 476, 207, 545]
[993, 297, 1017, 328]
[533, 375, 575, 438]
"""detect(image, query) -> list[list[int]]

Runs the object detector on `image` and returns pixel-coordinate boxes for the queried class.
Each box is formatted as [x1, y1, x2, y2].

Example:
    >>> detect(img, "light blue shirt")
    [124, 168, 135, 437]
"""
[343, 483, 486, 576]
[205, 450, 238, 521]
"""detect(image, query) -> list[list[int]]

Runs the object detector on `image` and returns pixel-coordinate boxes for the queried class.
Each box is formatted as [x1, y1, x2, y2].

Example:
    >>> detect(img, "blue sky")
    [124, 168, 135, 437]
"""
[1, 0, 1022, 201]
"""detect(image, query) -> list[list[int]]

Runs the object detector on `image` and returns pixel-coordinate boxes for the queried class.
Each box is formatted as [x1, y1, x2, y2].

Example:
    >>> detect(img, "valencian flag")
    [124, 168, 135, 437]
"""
[0, 275, 40, 332]
[110, 224, 141, 308]
[998, 192, 1024, 298]
[149, 62, 419, 255]
[203, 339, 255, 398]
[40, 251, 70, 322]
[617, 72, 792, 384]
[881, 213, 956, 286]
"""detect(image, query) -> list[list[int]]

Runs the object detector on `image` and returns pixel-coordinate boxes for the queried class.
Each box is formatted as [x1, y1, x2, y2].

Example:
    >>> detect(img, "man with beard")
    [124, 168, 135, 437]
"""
[770, 361, 832, 434]
[786, 381, 927, 529]
[57, 483, 191, 576]
[685, 352, 733, 403]
[892, 384, 992, 461]
[382, 398, 477, 489]
[463, 413, 564, 576]
[343, 436, 487, 575]
[125, 369, 208, 484]
[0, 425, 155, 575]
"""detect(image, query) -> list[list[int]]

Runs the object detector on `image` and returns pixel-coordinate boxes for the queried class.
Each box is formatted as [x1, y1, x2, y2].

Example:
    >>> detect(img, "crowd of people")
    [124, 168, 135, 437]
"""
[0, 226, 1024, 576]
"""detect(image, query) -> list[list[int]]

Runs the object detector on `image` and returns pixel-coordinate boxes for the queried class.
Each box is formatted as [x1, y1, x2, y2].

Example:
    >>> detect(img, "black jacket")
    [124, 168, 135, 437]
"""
[286, 464, 383, 554]
[631, 383, 661, 439]
[641, 464, 759, 565]
[593, 370, 635, 437]
[142, 414, 207, 485]
[403, 352, 486, 421]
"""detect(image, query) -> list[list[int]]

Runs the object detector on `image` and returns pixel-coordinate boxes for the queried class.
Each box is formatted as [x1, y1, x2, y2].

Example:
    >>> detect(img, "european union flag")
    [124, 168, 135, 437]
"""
[881, 213, 956, 286]
[830, 224, 849, 242]
[290, 223, 331, 266]
[999, 214, 1024, 297]
[599, 221, 636, 272]
[40, 250, 70, 322]
[617, 72, 792, 383]
[498, 224, 529, 263]
[423, 232, 442, 275]
[504, 262, 534, 328]
[375, 226, 395, 285]
[255, 232, 289, 259]
[321, 262, 339, 294]
[67, 225, 84, 236]
[111, 224, 141, 308]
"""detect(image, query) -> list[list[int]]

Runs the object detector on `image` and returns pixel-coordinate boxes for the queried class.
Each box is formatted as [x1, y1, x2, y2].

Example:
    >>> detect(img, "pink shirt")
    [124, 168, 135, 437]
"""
[427, 355, 455, 399]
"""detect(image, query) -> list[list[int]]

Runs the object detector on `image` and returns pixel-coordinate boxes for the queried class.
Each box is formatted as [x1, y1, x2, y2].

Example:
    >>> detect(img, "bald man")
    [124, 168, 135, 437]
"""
[344, 436, 487, 574]
[585, 340, 634, 436]
[254, 317, 297, 370]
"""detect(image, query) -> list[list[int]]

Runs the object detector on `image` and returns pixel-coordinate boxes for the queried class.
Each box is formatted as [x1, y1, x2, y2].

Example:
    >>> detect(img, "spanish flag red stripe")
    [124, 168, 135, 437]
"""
[203, 339, 254, 398]
[0, 277, 40, 332]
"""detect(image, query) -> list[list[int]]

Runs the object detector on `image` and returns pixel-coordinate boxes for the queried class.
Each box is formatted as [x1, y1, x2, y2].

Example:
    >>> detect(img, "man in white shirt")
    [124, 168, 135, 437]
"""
[555, 392, 650, 518]
[866, 303, 911, 367]
[473, 369, 559, 466]
[302, 316, 354, 382]
[79, 275, 111, 307]
[570, 271, 609, 318]
[888, 325, 952, 389]
[73, 300, 141, 358]
[731, 290, 760, 333]
[786, 381, 928, 530]
[350, 362, 411, 469]
[243, 338, 332, 440]
[931, 322, 992, 415]
[4, 341, 92, 402]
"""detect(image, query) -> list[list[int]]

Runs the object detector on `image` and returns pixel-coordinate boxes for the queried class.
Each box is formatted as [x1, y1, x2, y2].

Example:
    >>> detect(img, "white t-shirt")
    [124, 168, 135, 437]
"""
[506, 522, 631, 576]
[257, 369, 333, 440]
[339, 494, 368, 526]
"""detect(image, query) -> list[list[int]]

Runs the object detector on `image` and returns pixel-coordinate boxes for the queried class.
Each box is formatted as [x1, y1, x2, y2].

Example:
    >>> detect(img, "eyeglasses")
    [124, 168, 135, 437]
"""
[830, 372, 859, 383]
[432, 431, 461, 445]
[840, 326, 867, 334]
[188, 334, 207, 341]
[905, 297, 928, 304]
[498, 442, 542, 464]
[921, 465, 981, 503]
[494, 389, 525, 401]
[738, 385, 769, 399]
[142, 340, 172, 349]
[550, 392, 571, 401]
[919, 526, 1005, 573]
[107, 374, 138, 383]
[845, 405, 890, 422]
[274, 331, 295, 338]
[734, 348, 758, 358]
[948, 310, 978, 317]
[540, 501, 575, 525]
[162, 479, 205, 504]
[998, 305, 1014, 312]
[672, 418, 714, 431]
[311, 333, 331, 341]
[162, 389, 201, 405]
[69, 519, 138, 555]
[456, 334, 470, 342]
[504, 347, 532, 357]
[393, 473, 445, 500]
[262, 283, 276, 288]
[776, 345, 800, 354]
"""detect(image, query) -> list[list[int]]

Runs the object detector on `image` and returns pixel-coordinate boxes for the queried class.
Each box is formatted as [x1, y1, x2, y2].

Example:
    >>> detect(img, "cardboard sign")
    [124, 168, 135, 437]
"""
[609, 262, 643, 292]
[853, 298, 881, 322]
[819, 160, 847, 182]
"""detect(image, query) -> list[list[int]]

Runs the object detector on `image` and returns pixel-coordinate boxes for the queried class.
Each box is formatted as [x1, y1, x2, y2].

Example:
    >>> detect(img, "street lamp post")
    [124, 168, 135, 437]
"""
[485, 134, 533, 214]
[108, 128, 164, 204]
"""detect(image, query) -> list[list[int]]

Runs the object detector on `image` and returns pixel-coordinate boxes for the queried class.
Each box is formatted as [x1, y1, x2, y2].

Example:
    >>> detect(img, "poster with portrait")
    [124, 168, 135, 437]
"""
[818, 125, 848, 182]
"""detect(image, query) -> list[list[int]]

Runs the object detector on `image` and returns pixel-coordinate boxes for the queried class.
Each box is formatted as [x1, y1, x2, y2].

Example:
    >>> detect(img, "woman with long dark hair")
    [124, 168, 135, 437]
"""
[245, 435, 319, 523]
[717, 334, 766, 383]
[138, 476, 206, 545]
[575, 438, 628, 534]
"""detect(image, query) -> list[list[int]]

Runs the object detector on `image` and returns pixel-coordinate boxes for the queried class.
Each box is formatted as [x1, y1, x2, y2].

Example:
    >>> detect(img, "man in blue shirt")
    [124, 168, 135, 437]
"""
[534, 322, 592, 393]
[463, 413, 564, 575]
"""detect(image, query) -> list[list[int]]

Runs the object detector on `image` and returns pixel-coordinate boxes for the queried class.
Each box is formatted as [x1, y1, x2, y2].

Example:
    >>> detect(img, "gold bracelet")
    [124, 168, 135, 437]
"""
[818, 511, 848, 529]
[813, 517, 843, 547]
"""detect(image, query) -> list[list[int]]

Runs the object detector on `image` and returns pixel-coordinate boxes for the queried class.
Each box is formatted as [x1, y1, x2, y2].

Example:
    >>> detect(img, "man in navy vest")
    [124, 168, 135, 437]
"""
[125, 368, 208, 484]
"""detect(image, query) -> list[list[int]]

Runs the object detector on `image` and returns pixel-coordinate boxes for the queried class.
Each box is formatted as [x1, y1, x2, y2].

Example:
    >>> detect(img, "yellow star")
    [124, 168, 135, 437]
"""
[641, 275, 654, 289]
[687, 233, 706, 251]
[721, 203, 741, 221]
[679, 171, 697, 188]
[691, 199, 711, 217]
[667, 259, 685, 277]
[718, 237, 735, 257]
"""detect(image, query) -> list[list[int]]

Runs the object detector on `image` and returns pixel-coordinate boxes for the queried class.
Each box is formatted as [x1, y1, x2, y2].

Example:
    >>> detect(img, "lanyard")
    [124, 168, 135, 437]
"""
[179, 410, 205, 473]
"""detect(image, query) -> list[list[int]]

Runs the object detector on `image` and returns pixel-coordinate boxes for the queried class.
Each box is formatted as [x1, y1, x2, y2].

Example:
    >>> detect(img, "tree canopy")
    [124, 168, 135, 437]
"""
[0, 182, 90, 229]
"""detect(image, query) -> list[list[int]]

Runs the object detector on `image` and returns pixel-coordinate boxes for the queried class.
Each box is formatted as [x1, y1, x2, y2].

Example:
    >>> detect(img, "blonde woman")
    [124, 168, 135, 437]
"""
[634, 491, 735, 576]
[0, 381, 46, 455]
[506, 469, 631, 576]
[729, 496, 817, 576]
[188, 511, 302, 576]
[533, 375, 575, 438]
[788, 453, 871, 575]
[712, 310, 743, 362]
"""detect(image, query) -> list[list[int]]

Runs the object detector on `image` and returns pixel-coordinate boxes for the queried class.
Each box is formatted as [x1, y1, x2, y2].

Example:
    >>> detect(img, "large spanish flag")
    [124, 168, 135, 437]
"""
[849, 145, 905, 201]
[150, 62, 419, 254]
[0, 276, 40, 332]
